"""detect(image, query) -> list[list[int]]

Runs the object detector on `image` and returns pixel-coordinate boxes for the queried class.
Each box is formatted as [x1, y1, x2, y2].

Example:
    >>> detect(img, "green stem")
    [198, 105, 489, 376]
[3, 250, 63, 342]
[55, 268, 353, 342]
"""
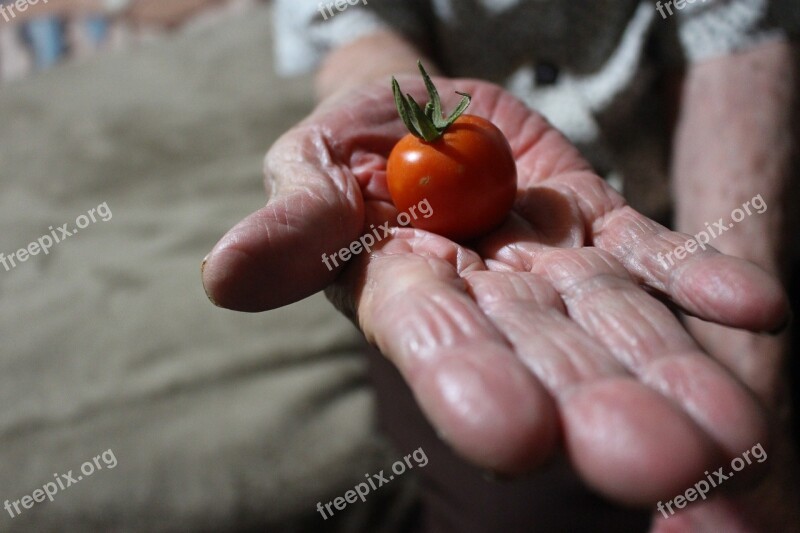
[391, 60, 471, 142]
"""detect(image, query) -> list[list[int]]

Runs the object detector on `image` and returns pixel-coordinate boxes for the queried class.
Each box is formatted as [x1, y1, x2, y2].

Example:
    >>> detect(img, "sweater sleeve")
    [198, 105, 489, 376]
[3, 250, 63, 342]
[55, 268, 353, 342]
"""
[656, 0, 796, 63]
[273, 0, 430, 77]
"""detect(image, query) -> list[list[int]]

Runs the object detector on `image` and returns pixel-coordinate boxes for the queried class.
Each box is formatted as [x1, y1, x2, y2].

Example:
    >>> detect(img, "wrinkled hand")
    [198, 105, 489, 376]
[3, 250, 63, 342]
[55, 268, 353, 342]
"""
[201, 77, 789, 505]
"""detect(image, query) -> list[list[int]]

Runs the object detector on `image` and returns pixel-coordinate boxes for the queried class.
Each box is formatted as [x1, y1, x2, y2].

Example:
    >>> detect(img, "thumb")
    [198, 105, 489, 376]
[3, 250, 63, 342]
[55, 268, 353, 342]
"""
[201, 126, 364, 312]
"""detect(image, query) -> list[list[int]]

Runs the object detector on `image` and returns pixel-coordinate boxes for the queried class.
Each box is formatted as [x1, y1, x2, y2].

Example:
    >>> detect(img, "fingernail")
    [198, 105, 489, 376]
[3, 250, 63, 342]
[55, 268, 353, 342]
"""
[200, 254, 221, 308]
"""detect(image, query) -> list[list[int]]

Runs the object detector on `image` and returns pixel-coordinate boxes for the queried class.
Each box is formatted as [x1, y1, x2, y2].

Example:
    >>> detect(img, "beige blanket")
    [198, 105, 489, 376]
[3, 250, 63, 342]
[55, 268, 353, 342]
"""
[0, 5, 413, 531]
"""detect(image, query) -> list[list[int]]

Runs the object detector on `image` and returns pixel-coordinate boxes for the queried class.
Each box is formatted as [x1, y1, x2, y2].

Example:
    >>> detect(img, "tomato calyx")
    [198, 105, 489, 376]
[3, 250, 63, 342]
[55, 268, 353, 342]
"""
[391, 60, 472, 142]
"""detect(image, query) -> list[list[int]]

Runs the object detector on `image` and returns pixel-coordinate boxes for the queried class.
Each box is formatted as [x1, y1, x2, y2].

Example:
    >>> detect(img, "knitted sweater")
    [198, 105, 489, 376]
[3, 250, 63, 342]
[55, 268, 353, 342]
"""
[273, 0, 796, 217]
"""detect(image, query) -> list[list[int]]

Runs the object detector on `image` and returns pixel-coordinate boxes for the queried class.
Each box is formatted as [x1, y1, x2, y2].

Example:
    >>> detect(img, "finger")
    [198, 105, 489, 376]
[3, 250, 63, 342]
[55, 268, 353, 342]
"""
[202, 125, 365, 311]
[463, 270, 626, 390]
[593, 205, 789, 332]
[331, 234, 560, 473]
[512, 160, 789, 333]
[465, 271, 721, 504]
[528, 248, 769, 462]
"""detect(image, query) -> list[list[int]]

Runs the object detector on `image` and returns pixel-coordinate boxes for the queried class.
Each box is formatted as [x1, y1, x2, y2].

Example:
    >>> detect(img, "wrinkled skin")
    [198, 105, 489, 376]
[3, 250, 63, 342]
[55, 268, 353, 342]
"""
[202, 76, 791, 519]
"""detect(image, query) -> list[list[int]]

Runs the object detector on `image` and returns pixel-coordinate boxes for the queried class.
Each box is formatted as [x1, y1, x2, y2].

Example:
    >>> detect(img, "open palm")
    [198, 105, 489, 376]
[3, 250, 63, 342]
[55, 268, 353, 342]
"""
[202, 76, 788, 505]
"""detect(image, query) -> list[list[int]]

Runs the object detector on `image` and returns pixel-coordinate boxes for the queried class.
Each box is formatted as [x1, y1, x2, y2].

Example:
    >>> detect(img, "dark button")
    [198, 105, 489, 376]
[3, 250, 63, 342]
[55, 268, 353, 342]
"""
[535, 61, 559, 85]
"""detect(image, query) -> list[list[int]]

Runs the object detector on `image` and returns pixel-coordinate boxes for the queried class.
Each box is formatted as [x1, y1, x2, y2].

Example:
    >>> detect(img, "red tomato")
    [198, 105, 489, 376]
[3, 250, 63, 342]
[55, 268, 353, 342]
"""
[385, 62, 517, 242]
[387, 114, 517, 241]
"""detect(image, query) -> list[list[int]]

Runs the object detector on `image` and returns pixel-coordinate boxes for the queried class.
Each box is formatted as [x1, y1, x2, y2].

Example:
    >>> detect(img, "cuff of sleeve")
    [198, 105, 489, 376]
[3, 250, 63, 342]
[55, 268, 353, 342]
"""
[274, 4, 388, 77]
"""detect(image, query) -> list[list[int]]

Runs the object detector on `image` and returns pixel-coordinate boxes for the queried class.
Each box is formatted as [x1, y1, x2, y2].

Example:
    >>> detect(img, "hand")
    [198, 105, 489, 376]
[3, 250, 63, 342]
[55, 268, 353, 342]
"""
[201, 76, 789, 505]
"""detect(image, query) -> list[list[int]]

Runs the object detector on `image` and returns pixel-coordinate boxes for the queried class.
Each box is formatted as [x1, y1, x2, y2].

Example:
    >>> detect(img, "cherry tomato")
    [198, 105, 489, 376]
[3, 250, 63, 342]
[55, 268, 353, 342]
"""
[386, 62, 517, 242]
[387, 115, 517, 241]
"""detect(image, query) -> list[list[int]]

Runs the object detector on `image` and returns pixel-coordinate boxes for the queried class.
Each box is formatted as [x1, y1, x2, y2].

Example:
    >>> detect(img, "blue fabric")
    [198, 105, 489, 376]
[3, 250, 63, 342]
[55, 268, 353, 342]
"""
[84, 17, 110, 45]
[23, 17, 65, 69]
